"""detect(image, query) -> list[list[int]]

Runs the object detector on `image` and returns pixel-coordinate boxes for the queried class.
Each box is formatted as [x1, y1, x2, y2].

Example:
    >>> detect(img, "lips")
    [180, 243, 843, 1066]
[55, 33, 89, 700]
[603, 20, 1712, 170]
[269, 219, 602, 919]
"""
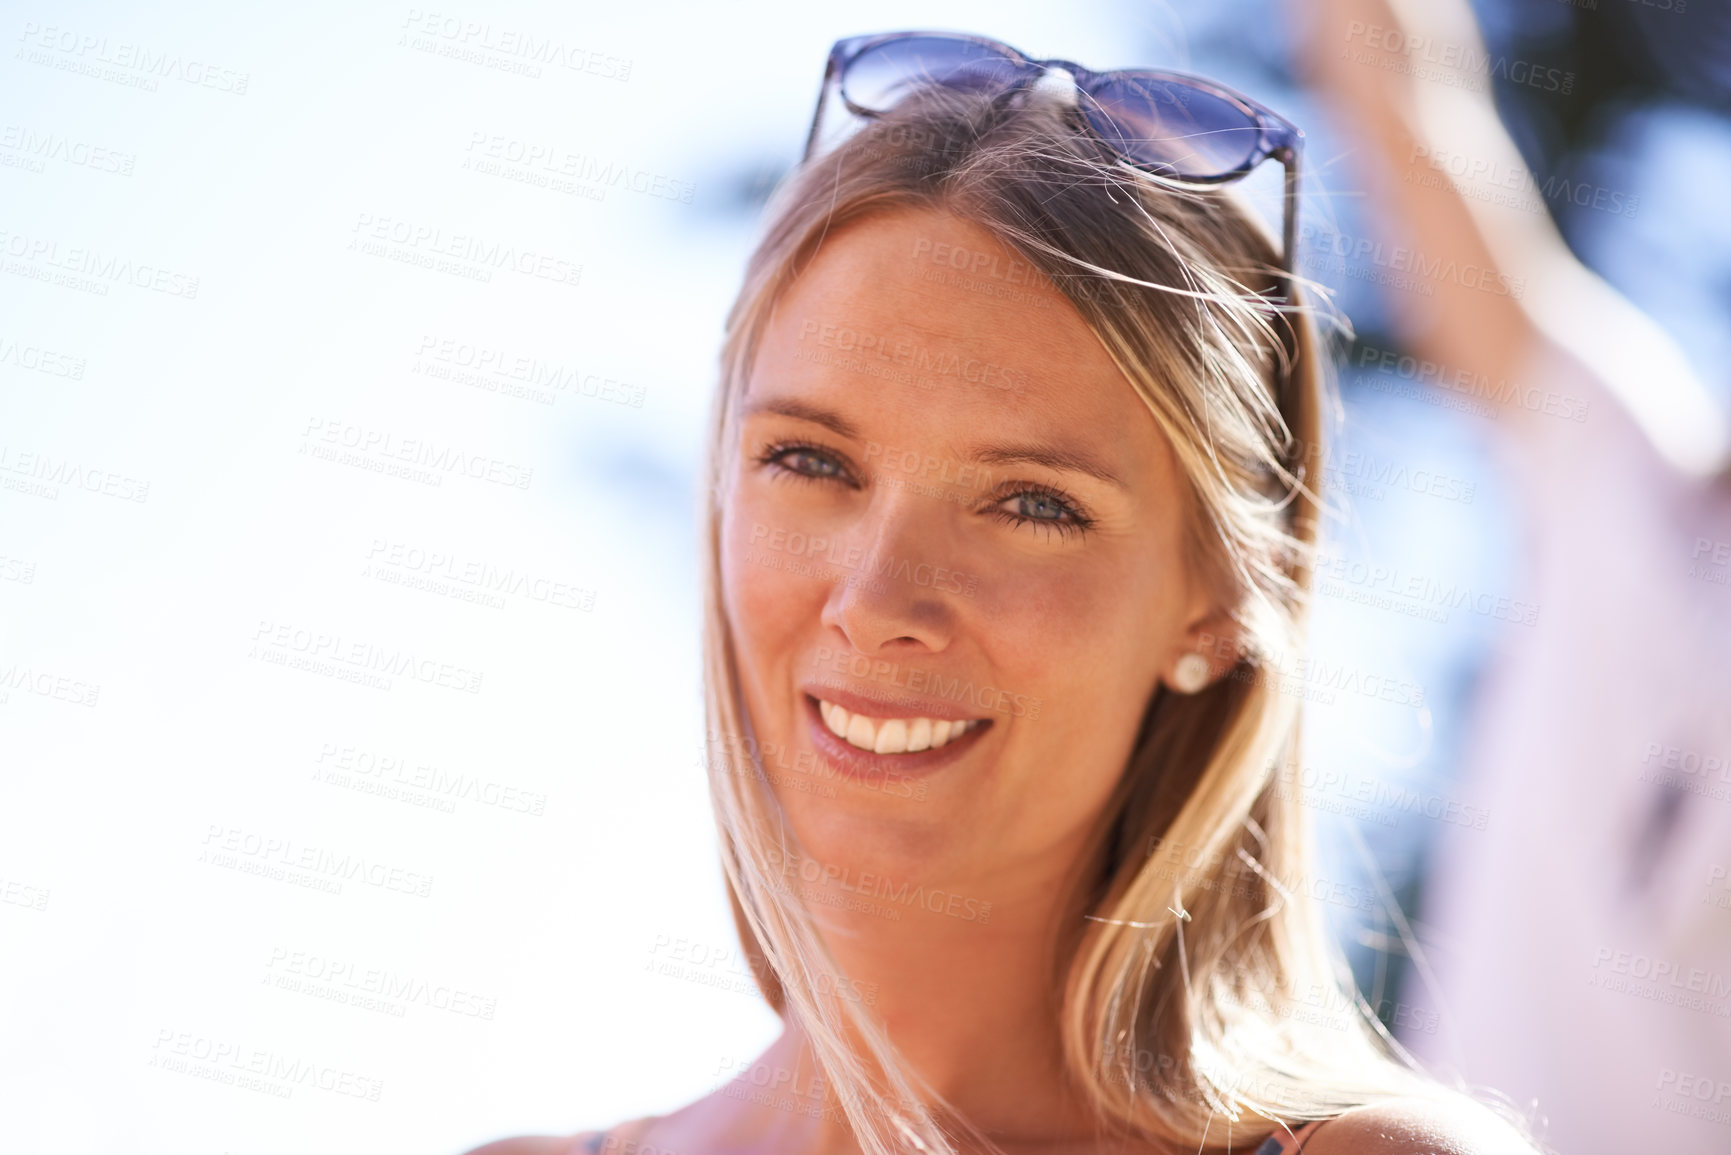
[801, 682, 986, 727]
[816, 696, 984, 754]
[798, 684, 993, 780]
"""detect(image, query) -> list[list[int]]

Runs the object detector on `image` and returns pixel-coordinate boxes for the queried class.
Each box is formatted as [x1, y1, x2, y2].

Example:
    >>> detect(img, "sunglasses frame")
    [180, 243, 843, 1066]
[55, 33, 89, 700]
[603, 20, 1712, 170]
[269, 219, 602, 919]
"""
[802, 30, 1304, 287]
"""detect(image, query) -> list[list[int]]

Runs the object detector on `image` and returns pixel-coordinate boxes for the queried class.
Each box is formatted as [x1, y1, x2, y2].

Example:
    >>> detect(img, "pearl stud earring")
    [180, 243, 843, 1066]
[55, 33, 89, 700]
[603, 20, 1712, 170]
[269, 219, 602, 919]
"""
[1171, 652, 1210, 694]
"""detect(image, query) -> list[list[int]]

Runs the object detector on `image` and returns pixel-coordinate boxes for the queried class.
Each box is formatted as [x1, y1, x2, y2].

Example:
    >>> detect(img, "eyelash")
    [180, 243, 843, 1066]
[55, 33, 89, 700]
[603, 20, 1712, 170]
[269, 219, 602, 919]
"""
[753, 438, 1096, 541]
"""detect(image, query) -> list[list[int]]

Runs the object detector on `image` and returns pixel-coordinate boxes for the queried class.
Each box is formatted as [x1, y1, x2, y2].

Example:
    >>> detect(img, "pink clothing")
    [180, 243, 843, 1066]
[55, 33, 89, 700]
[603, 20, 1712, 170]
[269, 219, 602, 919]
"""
[1402, 339, 1731, 1153]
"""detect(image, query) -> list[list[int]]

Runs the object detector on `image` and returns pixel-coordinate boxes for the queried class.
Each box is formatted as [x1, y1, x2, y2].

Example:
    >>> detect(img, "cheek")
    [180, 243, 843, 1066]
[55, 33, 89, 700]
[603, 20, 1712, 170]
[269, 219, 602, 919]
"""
[980, 561, 1161, 676]
[719, 486, 824, 689]
[973, 554, 1174, 747]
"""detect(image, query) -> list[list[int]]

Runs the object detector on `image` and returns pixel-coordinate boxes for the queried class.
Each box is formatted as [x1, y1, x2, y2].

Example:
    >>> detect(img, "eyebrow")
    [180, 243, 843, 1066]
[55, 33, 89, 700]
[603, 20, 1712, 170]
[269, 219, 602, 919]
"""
[742, 398, 862, 441]
[742, 397, 1129, 491]
[970, 441, 1128, 491]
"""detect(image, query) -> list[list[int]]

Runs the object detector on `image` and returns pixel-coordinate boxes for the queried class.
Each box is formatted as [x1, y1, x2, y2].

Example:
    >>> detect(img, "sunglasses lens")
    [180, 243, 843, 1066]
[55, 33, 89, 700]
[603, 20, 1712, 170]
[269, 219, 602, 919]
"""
[1081, 76, 1263, 179]
[842, 36, 1026, 112]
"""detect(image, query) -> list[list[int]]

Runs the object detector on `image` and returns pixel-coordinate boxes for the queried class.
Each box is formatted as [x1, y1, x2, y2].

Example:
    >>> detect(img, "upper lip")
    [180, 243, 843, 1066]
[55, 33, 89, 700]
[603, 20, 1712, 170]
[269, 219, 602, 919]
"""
[800, 681, 988, 723]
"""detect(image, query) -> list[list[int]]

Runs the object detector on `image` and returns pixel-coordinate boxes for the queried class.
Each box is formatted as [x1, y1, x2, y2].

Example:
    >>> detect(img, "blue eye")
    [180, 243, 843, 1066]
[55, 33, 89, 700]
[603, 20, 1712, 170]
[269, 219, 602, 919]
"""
[756, 441, 854, 485]
[753, 438, 1093, 541]
[989, 486, 1093, 540]
[1013, 492, 1068, 521]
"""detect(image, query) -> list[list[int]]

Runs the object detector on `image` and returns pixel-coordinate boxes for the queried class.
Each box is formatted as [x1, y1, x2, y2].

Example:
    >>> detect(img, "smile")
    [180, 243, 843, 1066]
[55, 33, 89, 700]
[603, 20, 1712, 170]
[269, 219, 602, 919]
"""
[815, 697, 986, 754]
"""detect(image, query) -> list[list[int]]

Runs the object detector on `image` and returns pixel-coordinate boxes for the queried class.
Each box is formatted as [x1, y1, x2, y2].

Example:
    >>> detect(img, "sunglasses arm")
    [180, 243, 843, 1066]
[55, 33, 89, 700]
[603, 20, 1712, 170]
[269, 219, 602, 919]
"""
[802, 51, 843, 163]
[1277, 145, 1300, 297]
[1270, 143, 1303, 443]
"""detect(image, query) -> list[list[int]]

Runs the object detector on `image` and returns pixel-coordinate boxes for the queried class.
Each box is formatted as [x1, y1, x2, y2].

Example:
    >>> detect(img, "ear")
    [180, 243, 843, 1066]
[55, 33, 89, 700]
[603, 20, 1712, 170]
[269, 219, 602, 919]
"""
[1162, 605, 1244, 694]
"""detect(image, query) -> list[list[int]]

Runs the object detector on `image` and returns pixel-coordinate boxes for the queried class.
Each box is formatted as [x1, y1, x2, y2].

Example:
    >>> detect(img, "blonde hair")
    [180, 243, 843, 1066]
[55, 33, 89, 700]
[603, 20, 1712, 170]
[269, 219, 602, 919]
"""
[698, 86, 1459, 1153]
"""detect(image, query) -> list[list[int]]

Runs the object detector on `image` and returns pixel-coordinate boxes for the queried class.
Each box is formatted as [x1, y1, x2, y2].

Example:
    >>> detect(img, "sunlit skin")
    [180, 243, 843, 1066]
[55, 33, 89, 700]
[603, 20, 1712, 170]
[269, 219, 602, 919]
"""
[697, 206, 1239, 1153]
[465, 24, 1549, 1153]
[471, 204, 1529, 1155]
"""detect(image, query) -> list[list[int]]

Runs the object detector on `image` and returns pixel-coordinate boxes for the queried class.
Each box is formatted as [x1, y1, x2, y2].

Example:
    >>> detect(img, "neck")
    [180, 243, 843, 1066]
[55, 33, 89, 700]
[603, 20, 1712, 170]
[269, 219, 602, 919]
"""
[759, 828, 1117, 1148]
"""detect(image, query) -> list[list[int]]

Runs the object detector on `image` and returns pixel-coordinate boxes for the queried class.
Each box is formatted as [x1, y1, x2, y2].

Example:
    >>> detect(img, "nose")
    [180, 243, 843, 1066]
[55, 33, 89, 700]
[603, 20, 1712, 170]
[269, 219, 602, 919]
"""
[818, 490, 961, 657]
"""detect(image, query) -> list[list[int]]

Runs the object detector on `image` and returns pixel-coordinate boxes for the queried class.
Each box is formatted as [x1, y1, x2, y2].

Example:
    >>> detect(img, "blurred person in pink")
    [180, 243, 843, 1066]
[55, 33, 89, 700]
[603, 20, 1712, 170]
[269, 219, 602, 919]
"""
[1298, 0, 1731, 1150]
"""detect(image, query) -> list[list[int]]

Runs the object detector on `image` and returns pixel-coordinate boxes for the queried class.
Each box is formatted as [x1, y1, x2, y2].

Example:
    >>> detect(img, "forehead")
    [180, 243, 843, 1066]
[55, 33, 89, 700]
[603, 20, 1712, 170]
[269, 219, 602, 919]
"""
[749, 208, 1159, 454]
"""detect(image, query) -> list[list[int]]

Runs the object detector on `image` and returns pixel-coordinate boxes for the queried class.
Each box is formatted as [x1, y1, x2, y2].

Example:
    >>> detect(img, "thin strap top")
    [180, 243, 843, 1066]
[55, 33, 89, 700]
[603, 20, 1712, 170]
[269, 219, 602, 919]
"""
[1254, 1118, 1325, 1155]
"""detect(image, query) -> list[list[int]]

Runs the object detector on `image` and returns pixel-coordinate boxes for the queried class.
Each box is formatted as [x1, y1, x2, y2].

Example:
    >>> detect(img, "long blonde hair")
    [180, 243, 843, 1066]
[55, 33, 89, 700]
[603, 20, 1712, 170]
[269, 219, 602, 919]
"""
[698, 85, 1459, 1153]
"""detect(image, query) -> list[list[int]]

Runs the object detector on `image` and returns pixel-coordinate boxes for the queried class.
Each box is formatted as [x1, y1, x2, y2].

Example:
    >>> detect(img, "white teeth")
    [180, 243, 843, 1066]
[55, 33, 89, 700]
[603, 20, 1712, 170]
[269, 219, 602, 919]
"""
[816, 699, 979, 754]
[907, 717, 932, 752]
[845, 712, 875, 749]
[874, 719, 908, 754]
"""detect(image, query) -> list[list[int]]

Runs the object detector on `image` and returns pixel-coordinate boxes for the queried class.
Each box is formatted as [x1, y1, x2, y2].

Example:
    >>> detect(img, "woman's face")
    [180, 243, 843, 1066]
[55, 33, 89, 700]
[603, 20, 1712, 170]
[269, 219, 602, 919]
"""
[720, 207, 1223, 899]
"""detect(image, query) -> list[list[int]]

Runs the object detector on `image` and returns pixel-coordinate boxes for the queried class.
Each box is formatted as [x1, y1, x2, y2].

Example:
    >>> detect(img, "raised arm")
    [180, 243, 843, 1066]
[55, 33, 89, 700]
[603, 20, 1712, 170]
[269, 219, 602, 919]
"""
[1294, 0, 1728, 475]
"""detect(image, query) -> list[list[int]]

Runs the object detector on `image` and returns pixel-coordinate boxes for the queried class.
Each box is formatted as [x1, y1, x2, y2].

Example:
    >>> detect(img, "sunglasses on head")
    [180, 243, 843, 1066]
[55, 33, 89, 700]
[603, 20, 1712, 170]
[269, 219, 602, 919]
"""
[802, 30, 1304, 285]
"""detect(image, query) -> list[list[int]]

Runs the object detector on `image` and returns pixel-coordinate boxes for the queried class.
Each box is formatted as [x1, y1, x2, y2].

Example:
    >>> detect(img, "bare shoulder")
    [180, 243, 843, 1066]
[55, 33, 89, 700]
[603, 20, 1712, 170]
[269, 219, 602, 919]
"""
[1306, 1096, 1542, 1155]
[455, 1132, 594, 1155]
